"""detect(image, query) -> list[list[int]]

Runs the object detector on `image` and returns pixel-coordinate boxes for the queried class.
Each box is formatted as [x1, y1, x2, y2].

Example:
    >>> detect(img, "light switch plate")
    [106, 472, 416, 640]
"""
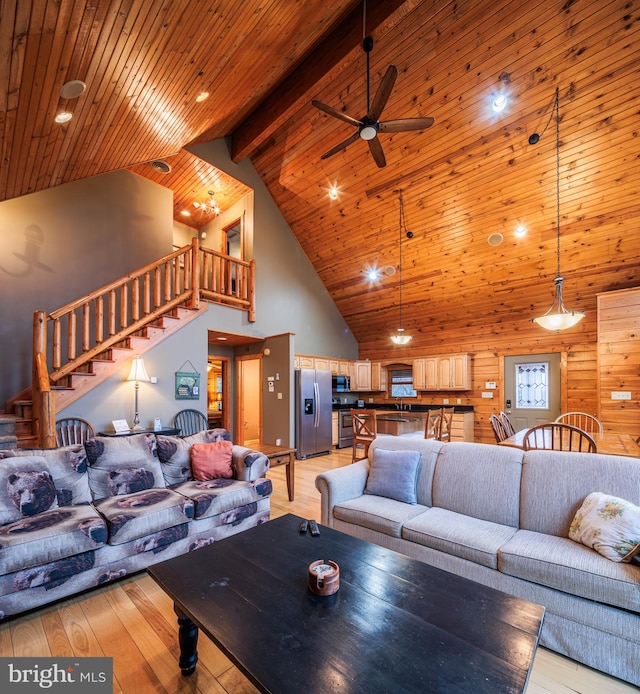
[611, 391, 632, 400]
[481, 392, 494, 398]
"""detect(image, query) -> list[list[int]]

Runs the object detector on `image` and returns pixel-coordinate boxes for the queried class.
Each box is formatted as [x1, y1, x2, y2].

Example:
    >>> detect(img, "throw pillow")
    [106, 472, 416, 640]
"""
[156, 428, 232, 485]
[365, 448, 421, 504]
[0, 444, 91, 505]
[569, 492, 640, 562]
[191, 441, 234, 481]
[0, 456, 59, 524]
[84, 434, 164, 500]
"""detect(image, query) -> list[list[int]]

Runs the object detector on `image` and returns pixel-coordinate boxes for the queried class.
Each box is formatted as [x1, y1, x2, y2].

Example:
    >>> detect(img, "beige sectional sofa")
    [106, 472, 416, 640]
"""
[315, 436, 640, 686]
[0, 429, 271, 620]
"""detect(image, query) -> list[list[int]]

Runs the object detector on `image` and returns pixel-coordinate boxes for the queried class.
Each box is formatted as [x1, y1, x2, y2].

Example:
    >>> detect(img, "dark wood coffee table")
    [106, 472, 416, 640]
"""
[148, 514, 544, 693]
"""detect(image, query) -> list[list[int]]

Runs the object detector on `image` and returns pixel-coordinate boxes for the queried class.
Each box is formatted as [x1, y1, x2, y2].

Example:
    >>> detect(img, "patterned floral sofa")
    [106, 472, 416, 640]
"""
[0, 429, 271, 620]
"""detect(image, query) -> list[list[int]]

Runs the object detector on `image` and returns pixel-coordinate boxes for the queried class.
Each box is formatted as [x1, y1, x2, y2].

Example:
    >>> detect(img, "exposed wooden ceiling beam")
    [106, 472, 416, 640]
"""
[227, 0, 419, 163]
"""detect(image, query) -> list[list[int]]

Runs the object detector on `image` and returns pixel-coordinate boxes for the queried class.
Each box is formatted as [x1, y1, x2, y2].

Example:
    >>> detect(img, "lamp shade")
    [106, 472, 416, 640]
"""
[127, 356, 150, 383]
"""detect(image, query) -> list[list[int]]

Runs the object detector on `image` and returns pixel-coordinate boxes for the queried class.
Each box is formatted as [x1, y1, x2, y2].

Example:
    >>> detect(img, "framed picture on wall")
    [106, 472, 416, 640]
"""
[175, 371, 200, 400]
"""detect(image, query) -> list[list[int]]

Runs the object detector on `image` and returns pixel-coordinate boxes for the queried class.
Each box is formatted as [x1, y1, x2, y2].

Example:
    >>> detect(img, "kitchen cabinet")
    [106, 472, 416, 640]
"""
[439, 354, 471, 390]
[331, 412, 338, 447]
[313, 357, 330, 371]
[413, 357, 438, 390]
[413, 354, 470, 391]
[371, 362, 386, 392]
[296, 355, 315, 369]
[352, 361, 372, 391]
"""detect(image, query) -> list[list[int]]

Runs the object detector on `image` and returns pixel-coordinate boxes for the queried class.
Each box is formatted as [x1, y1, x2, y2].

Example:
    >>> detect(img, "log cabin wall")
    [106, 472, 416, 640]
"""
[598, 287, 640, 434]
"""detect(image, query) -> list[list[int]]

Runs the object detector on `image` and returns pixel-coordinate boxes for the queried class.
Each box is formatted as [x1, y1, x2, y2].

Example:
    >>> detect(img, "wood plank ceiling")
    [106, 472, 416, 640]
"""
[1, 0, 639, 353]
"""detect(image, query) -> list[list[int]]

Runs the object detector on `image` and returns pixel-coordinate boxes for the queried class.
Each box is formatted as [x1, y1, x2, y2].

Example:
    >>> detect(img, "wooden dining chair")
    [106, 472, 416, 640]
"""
[425, 409, 443, 440]
[522, 422, 597, 453]
[55, 417, 95, 446]
[439, 407, 455, 442]
[499, 411, 516, 437]
[173, 409, 208, 437]
[554, 412, 603, 435]
[489, 414, 508, 443]
[351, 409, 377, 463]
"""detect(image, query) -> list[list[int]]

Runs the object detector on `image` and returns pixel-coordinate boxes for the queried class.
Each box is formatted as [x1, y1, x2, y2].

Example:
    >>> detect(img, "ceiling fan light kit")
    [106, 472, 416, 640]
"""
[312, 30, 434, 168]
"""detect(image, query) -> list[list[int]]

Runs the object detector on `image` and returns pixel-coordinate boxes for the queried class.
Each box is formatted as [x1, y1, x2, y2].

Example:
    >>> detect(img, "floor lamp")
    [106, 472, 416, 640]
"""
[127, 356, 150, 431]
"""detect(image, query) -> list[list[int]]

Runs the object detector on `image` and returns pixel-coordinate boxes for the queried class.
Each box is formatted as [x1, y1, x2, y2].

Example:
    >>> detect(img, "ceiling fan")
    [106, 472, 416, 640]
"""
[312, 34, 435, 168]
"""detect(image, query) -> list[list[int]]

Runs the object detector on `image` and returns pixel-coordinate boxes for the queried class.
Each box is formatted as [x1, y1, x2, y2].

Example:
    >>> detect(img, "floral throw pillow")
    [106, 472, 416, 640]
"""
[569, 492, 640, 562]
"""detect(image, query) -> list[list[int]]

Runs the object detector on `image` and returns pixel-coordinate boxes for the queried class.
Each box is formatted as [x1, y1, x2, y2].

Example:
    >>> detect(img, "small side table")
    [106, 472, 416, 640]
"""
[250, 443, 296, 502]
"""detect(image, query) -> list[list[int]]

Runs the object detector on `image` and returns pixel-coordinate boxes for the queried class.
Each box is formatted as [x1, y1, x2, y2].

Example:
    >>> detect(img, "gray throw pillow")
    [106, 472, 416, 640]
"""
[365, 448, 421, 504]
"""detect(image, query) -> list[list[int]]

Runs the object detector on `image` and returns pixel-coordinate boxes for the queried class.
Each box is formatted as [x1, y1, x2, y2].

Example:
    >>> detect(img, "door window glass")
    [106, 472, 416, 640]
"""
[515, 362, 548, 409]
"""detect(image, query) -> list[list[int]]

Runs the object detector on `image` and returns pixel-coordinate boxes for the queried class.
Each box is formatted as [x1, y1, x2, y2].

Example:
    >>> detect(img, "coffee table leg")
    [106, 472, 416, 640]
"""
[174, 605, 198, 675]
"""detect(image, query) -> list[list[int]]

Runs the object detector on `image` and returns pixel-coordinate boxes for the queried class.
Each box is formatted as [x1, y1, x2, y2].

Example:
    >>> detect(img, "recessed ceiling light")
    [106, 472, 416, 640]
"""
[217, 336, 228, 341]
[492, 95, 507, 112]
[150, 160, 172, 174]
[514, 224, 527, 238]
[180, 210, 191, 217]
[195, 91, 210, 103]
[59, 80, 86, 99]
[488, 232, 504, 246]
[54, 111, 73, 124]
[328, 184, 339, 200]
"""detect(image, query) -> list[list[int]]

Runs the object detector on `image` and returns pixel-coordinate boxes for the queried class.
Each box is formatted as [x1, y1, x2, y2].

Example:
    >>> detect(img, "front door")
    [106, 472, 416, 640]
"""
[503, 353, 561, 431]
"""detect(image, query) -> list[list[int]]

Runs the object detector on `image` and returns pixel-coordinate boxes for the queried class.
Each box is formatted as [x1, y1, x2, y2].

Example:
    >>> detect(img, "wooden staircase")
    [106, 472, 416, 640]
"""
[4, 239, 256, 448]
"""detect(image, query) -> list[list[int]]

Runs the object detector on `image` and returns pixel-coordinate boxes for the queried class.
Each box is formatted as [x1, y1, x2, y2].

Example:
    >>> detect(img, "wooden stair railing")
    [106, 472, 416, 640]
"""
[21, 239, 256, 447]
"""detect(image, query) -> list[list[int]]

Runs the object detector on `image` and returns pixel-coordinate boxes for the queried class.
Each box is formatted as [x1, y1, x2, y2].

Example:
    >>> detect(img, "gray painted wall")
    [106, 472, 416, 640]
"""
[0, 170, 173, 406]
[8, 137, 359, 445]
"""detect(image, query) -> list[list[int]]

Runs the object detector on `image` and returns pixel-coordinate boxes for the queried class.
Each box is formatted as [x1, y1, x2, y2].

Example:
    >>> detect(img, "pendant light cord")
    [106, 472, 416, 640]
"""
[398, 191, 404, 330]
[554, 86, 561, 279]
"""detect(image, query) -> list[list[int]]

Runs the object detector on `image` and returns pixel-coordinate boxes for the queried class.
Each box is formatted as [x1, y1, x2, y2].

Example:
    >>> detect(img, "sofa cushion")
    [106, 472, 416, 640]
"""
[334, 497, 429, 538]
[0, 503, 107, 574]
[191, 441, 233, 480]
[156, 429, 231, 485]
[569, 492, 640, 562]
[431, 442, 524, 527]
[85, 434, 164, 500]
[93, 488, 194, 545]
[519, 450, 640, 536]
[365, 448, 421, 504]
[0, 457, 59, 525]
[171, 478, 272, 520]
[0, 445, 92, 506]
[402, 507, 518, 569]
[498, 529, 640, 613]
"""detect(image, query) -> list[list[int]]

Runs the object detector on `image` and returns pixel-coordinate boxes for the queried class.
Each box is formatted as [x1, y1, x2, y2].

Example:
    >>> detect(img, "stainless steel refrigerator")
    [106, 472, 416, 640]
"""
[295, 368, 332, 459]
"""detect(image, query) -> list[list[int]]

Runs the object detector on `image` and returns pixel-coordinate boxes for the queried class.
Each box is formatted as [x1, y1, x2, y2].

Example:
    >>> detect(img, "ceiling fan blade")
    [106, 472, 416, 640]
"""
[378, 117, 435, 133]
[368, 137, 387, 168]
[320, 131, 361, 160]
[368, 65, 398, 121]
[312, 100, 362, 128]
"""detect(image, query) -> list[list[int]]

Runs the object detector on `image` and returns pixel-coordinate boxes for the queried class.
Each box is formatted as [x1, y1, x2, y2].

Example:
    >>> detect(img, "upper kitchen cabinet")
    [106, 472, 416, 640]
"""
[413, 354, 471, 391]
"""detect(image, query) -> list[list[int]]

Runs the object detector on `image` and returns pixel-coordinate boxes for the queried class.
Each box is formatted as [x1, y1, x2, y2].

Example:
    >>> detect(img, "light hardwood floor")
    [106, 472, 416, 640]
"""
[0, 448, 635, 694]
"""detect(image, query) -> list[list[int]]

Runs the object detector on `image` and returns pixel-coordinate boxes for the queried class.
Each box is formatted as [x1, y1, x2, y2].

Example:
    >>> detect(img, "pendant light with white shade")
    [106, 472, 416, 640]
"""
[531, 87, 585, 331]
[391, 191, 412, 345]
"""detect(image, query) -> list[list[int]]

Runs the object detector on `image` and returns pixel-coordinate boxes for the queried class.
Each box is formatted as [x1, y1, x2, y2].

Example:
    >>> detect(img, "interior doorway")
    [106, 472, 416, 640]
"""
[503, 353, 562, 431]
[235, 355, 261, 446]
[207, 357, 231, 431]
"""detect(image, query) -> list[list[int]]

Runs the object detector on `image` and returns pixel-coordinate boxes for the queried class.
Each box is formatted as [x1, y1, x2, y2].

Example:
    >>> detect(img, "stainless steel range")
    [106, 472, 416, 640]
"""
[337, 409, 353, 449]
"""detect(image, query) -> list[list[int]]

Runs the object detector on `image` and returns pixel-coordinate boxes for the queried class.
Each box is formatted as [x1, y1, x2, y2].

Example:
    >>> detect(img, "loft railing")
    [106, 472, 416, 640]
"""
[19, 239, 255, 446]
